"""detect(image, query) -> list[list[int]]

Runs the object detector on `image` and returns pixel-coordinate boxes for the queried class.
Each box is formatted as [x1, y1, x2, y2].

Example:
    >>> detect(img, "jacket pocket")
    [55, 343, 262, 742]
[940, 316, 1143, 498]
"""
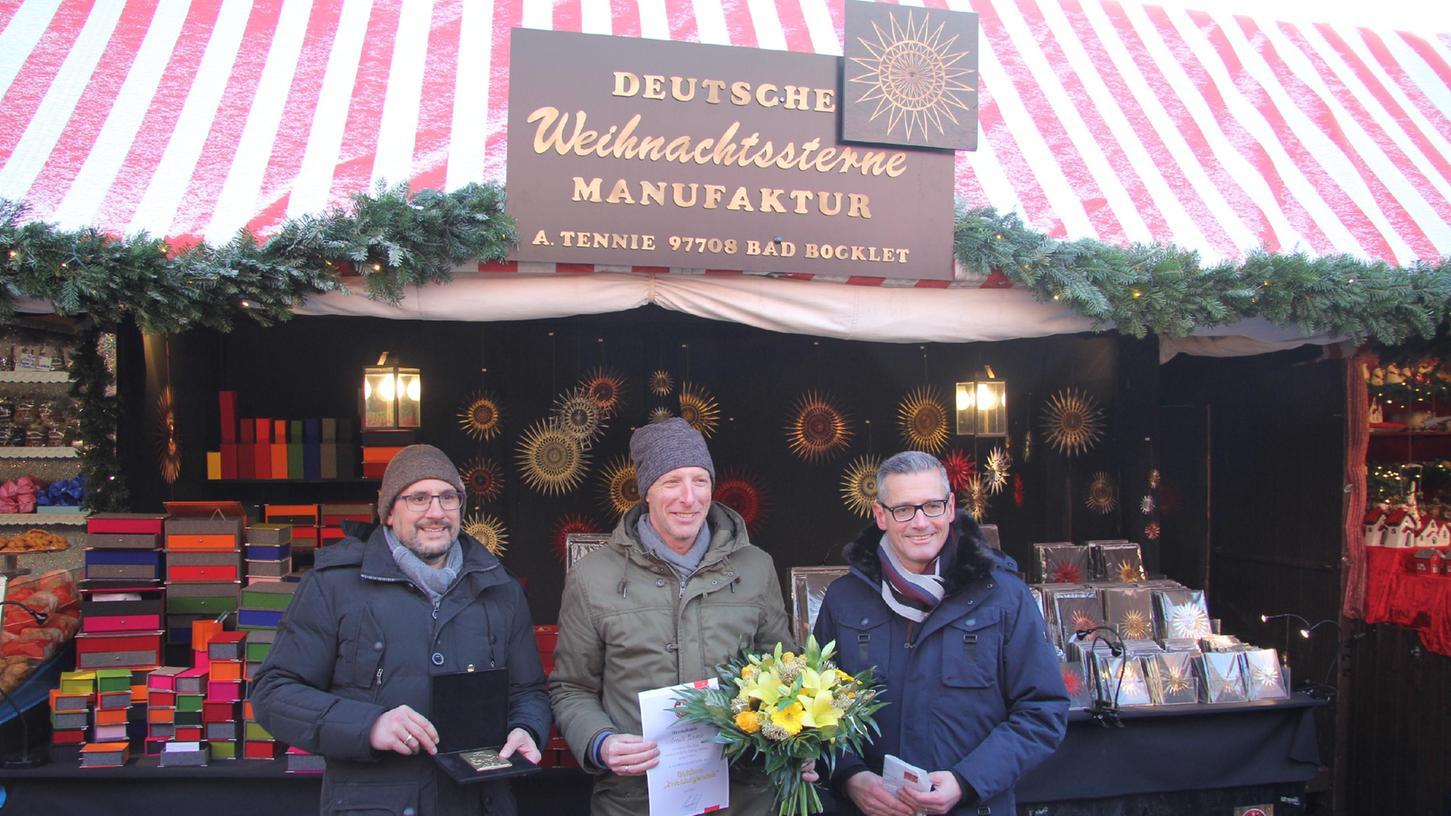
[350, 606, 387, 696]
[322, 780, 419, 816]
[832, 606, 893, 674]
[941, 609, 1003, 689]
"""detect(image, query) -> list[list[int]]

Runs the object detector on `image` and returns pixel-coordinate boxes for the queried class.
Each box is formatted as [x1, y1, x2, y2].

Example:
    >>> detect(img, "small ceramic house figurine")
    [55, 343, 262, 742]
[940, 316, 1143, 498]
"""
[1382, 507, 1418, 548]
[1364, 505, 1389, 547]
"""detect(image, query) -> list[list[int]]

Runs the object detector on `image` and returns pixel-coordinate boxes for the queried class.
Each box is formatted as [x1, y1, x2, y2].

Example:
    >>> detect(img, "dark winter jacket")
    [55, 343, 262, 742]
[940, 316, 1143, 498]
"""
[251, 523, 551, 816]
[812, 511, 1067, 816]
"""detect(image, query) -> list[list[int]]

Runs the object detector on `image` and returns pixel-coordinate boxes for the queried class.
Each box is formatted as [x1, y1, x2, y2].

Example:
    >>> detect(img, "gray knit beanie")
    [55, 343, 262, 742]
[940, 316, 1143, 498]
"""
[377, 444, 466, 517]
[630, 417, 716, 498]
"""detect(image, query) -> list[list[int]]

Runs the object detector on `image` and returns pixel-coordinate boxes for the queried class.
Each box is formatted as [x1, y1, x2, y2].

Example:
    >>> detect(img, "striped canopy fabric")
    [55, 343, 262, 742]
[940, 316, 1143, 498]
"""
[0, 0, 1447, 281]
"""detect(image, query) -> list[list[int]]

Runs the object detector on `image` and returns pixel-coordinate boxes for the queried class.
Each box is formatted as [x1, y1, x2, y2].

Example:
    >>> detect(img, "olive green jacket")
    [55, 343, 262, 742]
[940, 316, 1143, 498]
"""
[549, 502, 794, 815]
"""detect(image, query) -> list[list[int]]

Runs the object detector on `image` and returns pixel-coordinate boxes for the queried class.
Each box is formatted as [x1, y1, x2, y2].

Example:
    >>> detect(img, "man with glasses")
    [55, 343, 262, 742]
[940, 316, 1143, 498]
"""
[813, 450, 1066, 816]
[254, 444, 550, 815]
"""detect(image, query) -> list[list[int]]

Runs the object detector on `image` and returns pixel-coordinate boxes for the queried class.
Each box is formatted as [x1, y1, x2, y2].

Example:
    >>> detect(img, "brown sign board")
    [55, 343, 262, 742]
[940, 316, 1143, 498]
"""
[505, 28, 955, 280]
[842, 2, 980, 151]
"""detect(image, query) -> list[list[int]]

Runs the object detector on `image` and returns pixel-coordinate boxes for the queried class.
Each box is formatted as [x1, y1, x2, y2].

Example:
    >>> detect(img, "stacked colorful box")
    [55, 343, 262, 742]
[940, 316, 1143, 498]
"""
[241, 699, 278, 759]
[238, 581, 298, 683]
[83, 513, 166, 583]
[320, 503, 373, 547]
[361, 446, 404, 479]
[145, 666, 185, 753]
[264, 504, 319, 558]
[285, 745, 326, 774]
[163, 515, 243, 646]
[50, 671, 95, 759]
[205, 630, 245, 760]
[245, 524, 293, 581]
[79, 514, 167, 671]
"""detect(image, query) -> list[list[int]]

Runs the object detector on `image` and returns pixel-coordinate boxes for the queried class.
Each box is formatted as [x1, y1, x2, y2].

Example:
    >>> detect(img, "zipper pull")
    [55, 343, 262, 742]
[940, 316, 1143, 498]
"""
[375, 667, 383, 687]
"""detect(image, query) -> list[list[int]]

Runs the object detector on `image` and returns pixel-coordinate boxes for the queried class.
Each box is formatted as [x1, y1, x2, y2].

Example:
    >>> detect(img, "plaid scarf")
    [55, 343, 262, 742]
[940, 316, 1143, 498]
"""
[877, 530, 957, 625]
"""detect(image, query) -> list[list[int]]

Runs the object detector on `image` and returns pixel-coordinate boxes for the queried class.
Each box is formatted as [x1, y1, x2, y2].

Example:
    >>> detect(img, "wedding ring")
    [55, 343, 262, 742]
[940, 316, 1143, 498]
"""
[404, 735, 416, 744]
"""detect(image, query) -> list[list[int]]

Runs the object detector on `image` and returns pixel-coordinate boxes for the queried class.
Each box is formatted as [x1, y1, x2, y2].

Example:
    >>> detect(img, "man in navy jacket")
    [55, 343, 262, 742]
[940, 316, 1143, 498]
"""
[814, 451, 1067, 816]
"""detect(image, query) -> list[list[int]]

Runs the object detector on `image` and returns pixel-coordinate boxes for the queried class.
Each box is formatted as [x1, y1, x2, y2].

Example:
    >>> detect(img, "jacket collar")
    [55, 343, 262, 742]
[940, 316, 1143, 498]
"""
[611, 502, 751, 568]
[842, 509, 997, 597]
[349, 521, 507, 590]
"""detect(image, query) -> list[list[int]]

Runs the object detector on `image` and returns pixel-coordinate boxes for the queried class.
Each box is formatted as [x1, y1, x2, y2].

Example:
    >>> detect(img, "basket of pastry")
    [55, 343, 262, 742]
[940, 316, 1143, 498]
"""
[0, 528, 69, 554]
[2, 569, 80, 695]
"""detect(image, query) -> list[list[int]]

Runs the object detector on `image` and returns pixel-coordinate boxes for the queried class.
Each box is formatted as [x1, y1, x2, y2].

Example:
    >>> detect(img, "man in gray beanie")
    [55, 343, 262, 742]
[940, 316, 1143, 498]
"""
[550, 419, 800, 816]
[254, 444, 551, 815]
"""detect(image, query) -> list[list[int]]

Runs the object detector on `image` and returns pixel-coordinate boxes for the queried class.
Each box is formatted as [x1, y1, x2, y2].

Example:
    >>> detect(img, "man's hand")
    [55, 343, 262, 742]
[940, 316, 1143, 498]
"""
[498, 727, 541, 763]
[801, 758, 819, 784]
[897, 771, 965, 816]
[369, 704, 439, 756]
[844, 771, 916, 816]
[601, 733, 660, 776]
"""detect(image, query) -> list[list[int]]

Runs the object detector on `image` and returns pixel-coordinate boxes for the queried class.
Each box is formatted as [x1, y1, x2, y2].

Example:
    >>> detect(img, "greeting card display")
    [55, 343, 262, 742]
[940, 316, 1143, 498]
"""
[1092, 542, 1145, 583]
[1145, 652, 1199, 705]
[1103, 587, 1156, 641]
[1058, 660, 1094, 710]
[1154, 589, 1213, 641]
[1051, 590, 1104, 650]
[1091, 655, 1153, 707]
[1242, 649, 1289, 700]
[1035, 543, 1091, 584]
[1197, 652, 1248, 703]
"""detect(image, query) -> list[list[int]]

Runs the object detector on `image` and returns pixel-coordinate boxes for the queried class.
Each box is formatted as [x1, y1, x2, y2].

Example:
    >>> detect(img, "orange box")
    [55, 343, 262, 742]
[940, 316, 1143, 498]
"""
[147, 707, 175, 725]
[191, 619, 223, 653]
[168, 534, 240, 551]
[243, 700, 255, 720]
[131, 683, 148, 704]
[96, 708, 129, 726]
[362, 446, 405, 463]
[209, 660, 243, 682]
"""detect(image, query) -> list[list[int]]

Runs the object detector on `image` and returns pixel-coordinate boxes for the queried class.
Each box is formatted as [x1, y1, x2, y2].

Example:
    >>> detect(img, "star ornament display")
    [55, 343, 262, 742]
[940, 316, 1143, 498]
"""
[842, 3, 980, 149]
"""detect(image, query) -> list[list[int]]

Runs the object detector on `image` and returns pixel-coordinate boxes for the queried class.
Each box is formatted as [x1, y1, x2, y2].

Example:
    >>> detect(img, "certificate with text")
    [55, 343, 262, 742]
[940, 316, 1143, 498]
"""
[639, 679, 729, 816]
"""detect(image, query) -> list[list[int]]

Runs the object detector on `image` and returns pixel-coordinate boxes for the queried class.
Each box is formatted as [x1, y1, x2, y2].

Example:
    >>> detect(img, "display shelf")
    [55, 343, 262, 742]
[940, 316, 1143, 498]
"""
[0, 370, 70, 384]
[0, 446, 78, 458]
[0, 511, 86, 525]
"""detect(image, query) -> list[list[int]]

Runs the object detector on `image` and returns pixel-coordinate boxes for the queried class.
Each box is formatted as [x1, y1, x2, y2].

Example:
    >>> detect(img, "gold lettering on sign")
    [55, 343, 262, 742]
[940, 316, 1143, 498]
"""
[529, 109, 907, 178]
[571, 178, 872, 218]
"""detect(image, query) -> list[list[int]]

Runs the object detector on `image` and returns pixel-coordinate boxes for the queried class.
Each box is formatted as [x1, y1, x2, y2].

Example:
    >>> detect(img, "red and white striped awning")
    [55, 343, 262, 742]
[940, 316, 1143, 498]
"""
[1, 0, 1447, 277]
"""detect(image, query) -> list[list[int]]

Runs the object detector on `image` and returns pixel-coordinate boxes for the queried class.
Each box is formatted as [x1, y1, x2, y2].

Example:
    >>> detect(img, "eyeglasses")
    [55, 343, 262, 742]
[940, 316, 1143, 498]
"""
[881, 497, 950, 523]
[397, 491, 464, 512]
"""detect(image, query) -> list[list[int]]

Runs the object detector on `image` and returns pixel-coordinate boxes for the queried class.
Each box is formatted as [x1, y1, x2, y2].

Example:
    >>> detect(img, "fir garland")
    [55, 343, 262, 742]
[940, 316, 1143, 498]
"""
[3, 187, 1448, 509]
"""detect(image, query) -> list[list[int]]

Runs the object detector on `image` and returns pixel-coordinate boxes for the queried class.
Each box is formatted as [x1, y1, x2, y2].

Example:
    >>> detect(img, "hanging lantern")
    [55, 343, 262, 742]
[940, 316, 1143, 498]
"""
[362, 352, 421, 431]
[955, 367, 1007, 437]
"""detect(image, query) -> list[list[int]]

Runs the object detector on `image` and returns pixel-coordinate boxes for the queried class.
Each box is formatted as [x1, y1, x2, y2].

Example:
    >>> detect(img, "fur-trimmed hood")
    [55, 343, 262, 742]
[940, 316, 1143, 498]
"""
[842, 509, 1000, 596]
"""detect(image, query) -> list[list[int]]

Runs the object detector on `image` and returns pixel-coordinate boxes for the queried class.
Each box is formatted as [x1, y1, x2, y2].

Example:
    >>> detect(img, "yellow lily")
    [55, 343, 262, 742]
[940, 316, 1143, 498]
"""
[749, 668, 783, 707]
[799, 689, 842, 730]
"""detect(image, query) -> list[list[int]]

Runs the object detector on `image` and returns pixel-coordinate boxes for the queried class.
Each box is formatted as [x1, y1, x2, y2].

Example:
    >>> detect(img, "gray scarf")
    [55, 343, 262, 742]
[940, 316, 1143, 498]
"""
[384, 527, 463, 603]
[637, 514, 710, 595]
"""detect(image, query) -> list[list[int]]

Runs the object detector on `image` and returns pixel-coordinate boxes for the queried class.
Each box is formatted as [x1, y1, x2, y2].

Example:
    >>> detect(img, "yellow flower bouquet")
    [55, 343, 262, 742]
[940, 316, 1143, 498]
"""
[673, 637, 885, 816]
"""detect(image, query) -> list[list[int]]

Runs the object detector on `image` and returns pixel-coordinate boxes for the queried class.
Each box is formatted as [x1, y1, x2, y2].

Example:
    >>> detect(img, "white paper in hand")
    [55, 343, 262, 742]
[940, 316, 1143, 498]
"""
[639, 679, 729, 816]
[881, 753, 932, 795]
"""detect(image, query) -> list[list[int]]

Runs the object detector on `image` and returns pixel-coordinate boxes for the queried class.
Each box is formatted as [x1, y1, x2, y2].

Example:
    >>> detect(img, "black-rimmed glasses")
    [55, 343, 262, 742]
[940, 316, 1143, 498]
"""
[398, 491, 464, 512]
[881, 497, 950, 523]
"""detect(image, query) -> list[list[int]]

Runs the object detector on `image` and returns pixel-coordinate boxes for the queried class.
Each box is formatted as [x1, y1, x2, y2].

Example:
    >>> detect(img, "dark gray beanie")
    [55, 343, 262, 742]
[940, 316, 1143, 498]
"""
[377, 444, 466, 517]
[630, 417, 716, 497]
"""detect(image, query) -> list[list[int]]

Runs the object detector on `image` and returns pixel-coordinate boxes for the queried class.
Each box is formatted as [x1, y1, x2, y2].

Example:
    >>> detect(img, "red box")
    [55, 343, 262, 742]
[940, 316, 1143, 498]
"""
[82, 613, 163, 634]
[203, 700, 237, 722]
[149, 690, 176, 708]
[51, 729, 86, 745]
[219, 391, 237, 443]
[170, 564, 240, 582]
[74, 630, 164, 670]
[244, 740, 279, 760]
[221, 442, 238, 480]
[175, 726, 203, 741]
[208, 679, 243, 701]
[87, 514, 166, 535]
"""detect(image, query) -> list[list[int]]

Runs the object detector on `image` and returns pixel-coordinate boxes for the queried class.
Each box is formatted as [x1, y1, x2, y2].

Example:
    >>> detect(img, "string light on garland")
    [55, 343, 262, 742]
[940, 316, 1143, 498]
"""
[462, 513, 508, 557]
[457, 391, 504, 441]
[515, 420, 590, 495]
[840, 455, 883, 518]
[898, 386, 951, 453]
[678, 382, 721, 439]
[785, 390, 854, 462]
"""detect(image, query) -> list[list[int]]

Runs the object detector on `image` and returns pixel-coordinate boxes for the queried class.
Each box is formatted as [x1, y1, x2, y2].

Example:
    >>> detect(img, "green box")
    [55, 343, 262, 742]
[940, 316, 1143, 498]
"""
[177, 693, 204, 713]
[94, 668, 131, 693]
[240, 590, 294, 611]
[209, 740, 238, 760]
[168, 595, 240, 614]
[244, 721, 273, 740]
[245, 642, 273, 661]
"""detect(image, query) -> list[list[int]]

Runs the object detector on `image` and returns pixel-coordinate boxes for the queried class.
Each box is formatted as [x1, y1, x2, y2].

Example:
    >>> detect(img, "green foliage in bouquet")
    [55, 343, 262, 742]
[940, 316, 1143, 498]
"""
[674, 637, 886, 816]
